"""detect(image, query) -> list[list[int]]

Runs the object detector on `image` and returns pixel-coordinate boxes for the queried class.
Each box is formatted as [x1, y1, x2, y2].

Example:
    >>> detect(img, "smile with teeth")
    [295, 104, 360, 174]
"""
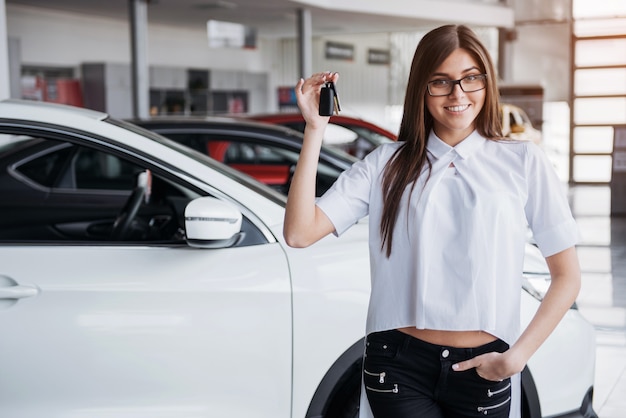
[445, 104, 470, 112]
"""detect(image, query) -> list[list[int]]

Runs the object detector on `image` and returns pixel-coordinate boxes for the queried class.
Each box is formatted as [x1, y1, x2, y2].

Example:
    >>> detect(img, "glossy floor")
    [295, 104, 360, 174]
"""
[569, 185, 626, 417]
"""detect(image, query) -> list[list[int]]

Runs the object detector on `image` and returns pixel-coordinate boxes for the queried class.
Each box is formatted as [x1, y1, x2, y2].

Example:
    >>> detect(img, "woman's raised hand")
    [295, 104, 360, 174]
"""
[295, 72, 339, 130]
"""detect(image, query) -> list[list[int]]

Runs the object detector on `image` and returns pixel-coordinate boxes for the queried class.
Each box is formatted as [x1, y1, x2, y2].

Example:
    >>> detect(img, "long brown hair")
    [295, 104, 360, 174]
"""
[379, 24, 503, 257]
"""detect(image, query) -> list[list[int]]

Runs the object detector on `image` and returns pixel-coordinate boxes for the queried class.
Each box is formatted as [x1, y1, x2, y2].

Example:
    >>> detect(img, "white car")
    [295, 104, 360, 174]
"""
[0, 99, 596, 418]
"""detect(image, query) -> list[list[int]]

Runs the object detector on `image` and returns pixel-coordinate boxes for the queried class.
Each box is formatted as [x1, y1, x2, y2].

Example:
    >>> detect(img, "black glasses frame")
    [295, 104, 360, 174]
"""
[426, 74, 488, 97]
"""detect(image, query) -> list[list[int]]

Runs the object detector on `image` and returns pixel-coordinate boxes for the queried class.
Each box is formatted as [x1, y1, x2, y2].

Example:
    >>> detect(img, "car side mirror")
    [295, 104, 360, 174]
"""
[184, 197, 244, 249]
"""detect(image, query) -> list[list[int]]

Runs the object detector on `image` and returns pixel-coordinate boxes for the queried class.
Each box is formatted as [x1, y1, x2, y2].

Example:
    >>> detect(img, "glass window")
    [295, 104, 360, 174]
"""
[573, 155, 613, 182]
[574, 126, 615, 153]
[73, 147, 143, 190]
[282, 121, 306, 132]
[0, 134, 268, 246]
[575, 68, 626, 96]
[163, 132, 344, 196]
[14, 141, 144, 191]
[16, 143, 74, 188]
[572, 0, 625, 185]
[573, 0, 626, 19]
[574, 98, 626, 125]
[0, 134, 32, 152]
[575, 39, 626, 67]
[574, 18, 626, 36]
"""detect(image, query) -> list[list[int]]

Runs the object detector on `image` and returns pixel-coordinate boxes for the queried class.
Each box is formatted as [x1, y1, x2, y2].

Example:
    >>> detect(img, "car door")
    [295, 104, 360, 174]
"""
[0, 131, 292, 418]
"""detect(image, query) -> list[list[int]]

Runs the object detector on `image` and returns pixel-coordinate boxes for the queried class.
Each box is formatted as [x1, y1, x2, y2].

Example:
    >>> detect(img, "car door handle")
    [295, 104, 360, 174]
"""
[0, 285, 39, 299]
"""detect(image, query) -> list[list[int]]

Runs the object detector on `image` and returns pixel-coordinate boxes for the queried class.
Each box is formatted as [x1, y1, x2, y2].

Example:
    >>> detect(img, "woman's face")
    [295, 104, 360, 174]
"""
[425, 48, 486, 146]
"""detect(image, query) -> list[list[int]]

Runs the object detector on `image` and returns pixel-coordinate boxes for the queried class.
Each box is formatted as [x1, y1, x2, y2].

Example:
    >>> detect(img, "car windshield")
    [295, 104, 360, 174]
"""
[106, 118, 288, 207]
[349, 126, 394, 147]
[320, 140, 360, 164]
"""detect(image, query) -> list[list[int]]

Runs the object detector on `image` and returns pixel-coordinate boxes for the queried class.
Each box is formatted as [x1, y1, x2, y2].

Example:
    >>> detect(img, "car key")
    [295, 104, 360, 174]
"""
[319, 81, 341, 116]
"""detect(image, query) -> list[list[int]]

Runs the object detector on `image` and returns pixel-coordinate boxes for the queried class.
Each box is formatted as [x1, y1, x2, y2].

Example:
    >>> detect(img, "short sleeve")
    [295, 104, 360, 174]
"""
[316, 146, 382, 236]
[524, 143, 579, 257]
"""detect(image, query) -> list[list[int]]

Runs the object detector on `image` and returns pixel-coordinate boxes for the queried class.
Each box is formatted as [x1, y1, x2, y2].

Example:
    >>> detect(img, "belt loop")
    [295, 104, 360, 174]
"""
[465, 347, 473, 359]
[401, 331, 411, 352]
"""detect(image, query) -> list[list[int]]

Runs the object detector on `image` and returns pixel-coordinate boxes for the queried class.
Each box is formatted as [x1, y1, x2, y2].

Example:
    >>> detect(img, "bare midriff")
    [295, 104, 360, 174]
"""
[397, 327, 498, 348]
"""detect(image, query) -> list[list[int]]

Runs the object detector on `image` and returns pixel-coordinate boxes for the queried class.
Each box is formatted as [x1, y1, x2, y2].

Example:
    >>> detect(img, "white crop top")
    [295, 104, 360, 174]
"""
[316, 129, 578, 345]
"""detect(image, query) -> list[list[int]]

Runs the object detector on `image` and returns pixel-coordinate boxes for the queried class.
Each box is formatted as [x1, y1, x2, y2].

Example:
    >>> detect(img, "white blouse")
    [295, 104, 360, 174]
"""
[316, 130, 579, 418]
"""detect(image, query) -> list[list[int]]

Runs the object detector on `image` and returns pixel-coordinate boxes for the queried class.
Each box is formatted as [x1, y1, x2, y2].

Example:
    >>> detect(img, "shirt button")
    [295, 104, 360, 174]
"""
[442, 349, 450, 358]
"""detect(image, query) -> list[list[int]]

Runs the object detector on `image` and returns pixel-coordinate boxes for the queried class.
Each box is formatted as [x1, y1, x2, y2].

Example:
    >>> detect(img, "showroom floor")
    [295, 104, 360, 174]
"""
[569, 185, 626, 417]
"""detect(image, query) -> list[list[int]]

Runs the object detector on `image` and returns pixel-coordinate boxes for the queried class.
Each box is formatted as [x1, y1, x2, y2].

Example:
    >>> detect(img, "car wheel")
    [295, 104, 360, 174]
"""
[521, 366, 541, 418]
[324, 368, 361, 418]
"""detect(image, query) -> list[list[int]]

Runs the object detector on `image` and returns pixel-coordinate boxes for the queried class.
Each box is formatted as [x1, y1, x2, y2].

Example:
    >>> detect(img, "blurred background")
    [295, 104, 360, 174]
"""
[2, 0, 625, 185]
[1, 1, 626, 416]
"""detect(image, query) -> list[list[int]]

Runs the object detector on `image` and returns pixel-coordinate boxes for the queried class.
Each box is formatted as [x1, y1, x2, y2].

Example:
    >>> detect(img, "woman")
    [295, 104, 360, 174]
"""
[284, 25, 580, 418]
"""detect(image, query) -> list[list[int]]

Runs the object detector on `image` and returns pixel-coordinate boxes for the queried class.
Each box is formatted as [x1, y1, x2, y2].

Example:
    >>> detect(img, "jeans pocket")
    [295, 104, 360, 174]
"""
[365, 332, 401, 359]
[363, 368, 399, 394]
[471, 368, 497, 383]
[475, 378, 512, 416]
[477, 395, 511, 415]
[363, 334, 402, 397]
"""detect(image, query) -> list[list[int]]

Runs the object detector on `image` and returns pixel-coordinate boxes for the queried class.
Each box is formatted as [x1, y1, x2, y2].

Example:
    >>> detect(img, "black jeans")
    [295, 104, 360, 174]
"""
[363, 330, 513, 418]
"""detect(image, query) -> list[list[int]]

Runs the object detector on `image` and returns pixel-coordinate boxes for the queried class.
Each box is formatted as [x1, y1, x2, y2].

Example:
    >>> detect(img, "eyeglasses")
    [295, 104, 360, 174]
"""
[426, 74, 487, 96]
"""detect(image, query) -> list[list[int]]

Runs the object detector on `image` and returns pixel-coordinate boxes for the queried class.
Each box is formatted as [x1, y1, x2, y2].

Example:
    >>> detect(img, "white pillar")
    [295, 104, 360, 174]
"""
[129, 0, 150, 119]
[0, 0, 11, 100]
[498, 28, 516, 83]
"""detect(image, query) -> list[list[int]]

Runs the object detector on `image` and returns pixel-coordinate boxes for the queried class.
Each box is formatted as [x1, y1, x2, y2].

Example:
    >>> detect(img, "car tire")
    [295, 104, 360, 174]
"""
[324, 367, 361, 418]
[521, 366, 541, 418]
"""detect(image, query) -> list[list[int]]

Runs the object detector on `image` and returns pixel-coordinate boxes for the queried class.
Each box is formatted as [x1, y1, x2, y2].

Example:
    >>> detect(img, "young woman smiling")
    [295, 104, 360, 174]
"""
[284, 24, 581, 418]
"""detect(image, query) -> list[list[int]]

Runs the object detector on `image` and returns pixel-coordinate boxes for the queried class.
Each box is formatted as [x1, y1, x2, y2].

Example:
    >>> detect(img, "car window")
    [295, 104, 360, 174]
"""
[16, 142, 141, 190]
[73, 147, 140, 190]
[162, 132, 344, 196]
[15, 142, 75, 187]
[280, 121, 306, 132]
[223, 142, 297, 166]
[0, 135, 267, 246]
[0, 134, 32, 153]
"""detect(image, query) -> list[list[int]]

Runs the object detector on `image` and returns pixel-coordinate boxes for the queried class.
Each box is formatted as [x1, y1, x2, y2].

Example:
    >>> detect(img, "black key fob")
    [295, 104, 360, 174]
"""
[319, 82, 341, 116]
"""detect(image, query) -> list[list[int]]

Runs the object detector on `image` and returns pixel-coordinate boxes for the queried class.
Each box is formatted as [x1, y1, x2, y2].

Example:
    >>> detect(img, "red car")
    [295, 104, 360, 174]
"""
[251, 104, 542, 158]
[248, 113, 397, 159]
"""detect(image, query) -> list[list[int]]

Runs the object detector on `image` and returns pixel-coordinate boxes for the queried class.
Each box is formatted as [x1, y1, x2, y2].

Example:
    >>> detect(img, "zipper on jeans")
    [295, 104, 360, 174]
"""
[366, 383, 399, 394]
[364, 369, 386, 383]
[487, 382, 511, 397]
[477, 396, 511, 415]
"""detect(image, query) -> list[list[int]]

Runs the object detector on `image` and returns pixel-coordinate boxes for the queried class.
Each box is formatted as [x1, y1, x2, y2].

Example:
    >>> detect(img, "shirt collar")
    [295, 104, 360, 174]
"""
[426, 130, 486, 160]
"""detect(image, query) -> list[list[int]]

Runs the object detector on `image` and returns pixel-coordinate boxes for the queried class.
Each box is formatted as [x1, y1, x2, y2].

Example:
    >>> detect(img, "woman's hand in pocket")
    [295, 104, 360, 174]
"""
[452, 350, 524, 382]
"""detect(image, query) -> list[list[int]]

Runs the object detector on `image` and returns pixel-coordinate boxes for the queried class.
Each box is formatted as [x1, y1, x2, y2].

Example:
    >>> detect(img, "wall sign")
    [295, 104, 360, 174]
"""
[368, 49, 390, 65]
[325, 42, 354, 61]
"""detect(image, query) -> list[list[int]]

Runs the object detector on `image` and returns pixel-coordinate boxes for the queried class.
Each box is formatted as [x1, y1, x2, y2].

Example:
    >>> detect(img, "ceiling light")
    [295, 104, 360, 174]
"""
[193, 1, 237, 10]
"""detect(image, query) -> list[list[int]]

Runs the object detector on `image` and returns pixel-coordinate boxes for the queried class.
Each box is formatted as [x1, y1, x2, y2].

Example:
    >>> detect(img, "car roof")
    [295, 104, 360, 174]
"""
[0, 99, 109, 124]
[130, 116, 306, 138]
[247, 112, 397, 139]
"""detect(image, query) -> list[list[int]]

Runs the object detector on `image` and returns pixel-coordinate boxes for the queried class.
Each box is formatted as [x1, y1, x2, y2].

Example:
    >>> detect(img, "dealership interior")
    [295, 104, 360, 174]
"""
[1, 0, 626, 417]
